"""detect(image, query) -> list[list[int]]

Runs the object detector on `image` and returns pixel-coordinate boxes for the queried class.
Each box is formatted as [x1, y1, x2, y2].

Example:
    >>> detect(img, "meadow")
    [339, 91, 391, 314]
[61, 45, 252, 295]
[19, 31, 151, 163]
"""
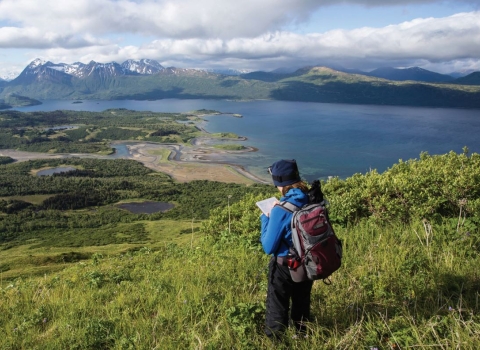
[1, 150, 479, 349]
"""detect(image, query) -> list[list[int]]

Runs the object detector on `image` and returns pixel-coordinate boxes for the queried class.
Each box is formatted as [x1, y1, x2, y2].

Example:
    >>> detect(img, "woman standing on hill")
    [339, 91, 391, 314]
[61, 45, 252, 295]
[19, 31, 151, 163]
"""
[260, 159, 313, 338]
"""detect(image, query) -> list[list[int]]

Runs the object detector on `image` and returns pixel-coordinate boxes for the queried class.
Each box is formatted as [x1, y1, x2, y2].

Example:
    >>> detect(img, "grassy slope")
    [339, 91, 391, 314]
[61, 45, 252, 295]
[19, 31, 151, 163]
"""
[1, 151, 480, 348]
[271, 67, 480, 108]
[0, 219, 201, 280]
[1, 202, 479, 349]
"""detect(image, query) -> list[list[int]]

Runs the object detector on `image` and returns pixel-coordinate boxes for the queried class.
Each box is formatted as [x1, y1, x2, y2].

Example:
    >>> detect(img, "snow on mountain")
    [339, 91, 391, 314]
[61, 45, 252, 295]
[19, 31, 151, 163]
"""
[29, 58, 47, 68]
[0, 72, 19, 81]
[18, 58, 165, 79]
[121, 59, 164, 74]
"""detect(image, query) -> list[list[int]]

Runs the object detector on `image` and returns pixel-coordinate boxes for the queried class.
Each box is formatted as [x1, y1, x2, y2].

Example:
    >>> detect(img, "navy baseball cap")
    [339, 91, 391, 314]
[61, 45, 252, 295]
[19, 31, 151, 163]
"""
[268, 159, 301, 187]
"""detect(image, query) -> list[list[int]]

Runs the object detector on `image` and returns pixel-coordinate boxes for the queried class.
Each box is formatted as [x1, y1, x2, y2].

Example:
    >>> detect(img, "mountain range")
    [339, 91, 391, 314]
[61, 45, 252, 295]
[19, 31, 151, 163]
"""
[1, 58, 480, 109]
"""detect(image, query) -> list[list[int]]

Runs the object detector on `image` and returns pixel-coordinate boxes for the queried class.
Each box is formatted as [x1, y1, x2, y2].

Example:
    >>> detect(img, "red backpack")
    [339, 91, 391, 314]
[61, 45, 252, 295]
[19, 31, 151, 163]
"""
[278, 198, 343, 284]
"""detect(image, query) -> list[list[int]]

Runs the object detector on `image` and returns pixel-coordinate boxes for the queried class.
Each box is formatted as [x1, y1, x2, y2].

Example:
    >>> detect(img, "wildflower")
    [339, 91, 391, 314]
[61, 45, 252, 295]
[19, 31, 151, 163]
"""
[43, 318, 48, 324]
[448, 306, 454, 312]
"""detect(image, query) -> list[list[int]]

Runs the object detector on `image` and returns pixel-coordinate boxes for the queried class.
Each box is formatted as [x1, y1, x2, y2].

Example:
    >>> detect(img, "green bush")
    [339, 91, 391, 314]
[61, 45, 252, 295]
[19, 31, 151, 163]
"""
[323, 150, 480, 225]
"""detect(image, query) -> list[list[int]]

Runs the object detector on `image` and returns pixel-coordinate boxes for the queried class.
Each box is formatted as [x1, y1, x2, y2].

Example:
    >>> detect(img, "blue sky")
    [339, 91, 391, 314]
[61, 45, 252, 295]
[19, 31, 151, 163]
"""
[1, 0, 480, 79]
[299, 2, 477, 33]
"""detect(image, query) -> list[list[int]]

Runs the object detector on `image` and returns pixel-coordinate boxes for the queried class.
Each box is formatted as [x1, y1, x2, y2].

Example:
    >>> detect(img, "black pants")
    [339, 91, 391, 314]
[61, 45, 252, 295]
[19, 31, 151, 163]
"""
[265, 257, 314, 337]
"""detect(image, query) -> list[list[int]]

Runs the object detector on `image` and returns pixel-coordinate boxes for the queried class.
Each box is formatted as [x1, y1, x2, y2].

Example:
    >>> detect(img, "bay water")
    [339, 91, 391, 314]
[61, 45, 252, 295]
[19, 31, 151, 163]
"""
[13, 99, 480, 182]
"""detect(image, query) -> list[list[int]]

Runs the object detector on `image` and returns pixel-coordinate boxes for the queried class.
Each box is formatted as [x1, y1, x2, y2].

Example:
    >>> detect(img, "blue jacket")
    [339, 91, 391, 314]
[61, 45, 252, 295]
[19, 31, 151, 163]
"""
[260, 188, 309, 256]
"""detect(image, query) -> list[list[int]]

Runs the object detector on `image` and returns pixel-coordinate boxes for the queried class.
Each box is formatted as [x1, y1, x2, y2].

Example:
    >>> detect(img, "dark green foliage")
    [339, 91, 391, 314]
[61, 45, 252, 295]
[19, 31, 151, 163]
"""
[40, 190, 121, 210]
[0, 131, 23, 148]
[0, 199, 33, 214]
[160, 181, 276, 220]
[226, 302, 265, 340]
[84, 319, 116, 349]
[0, 157, 274, 247]
[19, 140, 112, 153]
[150, 123, 192, 136]
[323, 151, 480, 225]
[0, 109, 204, 153]
[95, 127, 147, 140]
[271, 79, 480, 108]
[0, 156, 14, 165]
[56, 251, 92, 263]
[64, 127, 90, 141]
[52, 169, 96, 177]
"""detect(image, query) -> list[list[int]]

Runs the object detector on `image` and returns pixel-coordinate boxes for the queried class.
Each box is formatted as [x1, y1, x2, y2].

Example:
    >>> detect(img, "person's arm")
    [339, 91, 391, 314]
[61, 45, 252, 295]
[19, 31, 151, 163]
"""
[260, 205, 289, 255]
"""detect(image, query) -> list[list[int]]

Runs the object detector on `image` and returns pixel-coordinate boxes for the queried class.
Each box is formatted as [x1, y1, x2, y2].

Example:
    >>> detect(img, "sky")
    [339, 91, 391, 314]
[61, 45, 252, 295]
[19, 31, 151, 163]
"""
[1, 0, 480, 79]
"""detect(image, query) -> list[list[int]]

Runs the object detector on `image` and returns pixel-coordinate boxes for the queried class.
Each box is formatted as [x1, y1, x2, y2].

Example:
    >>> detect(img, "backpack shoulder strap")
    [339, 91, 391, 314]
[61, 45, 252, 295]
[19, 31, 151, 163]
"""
[276, 201, 302, 256]
[276, 201, 301, 213]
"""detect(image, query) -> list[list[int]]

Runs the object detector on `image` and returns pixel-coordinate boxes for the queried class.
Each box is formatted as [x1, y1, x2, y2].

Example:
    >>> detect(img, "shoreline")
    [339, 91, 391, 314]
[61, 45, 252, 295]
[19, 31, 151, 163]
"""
[0, 112, 270, 185]
[121, 141, 269, 184]
[0, 142, 269, 185]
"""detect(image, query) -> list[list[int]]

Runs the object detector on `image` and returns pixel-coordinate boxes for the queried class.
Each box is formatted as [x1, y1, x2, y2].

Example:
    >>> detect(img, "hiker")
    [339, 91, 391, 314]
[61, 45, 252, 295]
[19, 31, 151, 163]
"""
[260, 159, 313, 338]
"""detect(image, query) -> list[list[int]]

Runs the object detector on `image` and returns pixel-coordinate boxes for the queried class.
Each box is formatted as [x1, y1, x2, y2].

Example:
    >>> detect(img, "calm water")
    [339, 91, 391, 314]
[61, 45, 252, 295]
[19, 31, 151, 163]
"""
[37, 167, 76, 176]
[13, 99, 480, 181]
[116, 201, 174, 214]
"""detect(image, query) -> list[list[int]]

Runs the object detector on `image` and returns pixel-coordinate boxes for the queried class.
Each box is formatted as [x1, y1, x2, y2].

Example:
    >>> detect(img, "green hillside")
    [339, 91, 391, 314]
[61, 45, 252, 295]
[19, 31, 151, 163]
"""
[0, 108, 233, 153]
[453, 72, 480, 86]
[1, 150, 479, 348]
[0, 93, 41, 109]
[2, 67, 480, 108]
[269, 67, 480, 108]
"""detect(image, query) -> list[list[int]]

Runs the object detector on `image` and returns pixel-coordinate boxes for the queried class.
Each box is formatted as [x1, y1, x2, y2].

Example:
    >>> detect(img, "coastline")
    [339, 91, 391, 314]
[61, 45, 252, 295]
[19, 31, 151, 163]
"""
[118, 140, 268, 184]
[0, 140, 269, 185]
[0, 110, 269, 184]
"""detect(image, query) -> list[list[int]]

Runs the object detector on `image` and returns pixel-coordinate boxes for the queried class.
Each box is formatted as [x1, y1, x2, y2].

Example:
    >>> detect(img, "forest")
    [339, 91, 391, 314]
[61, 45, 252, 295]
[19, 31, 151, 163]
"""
[0, 157, 274, 248]
[0, 108, 220, 153]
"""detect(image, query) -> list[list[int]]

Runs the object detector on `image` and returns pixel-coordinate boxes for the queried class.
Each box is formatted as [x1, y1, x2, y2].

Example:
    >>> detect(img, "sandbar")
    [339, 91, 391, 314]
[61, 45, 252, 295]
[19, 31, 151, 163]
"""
[0, 140, 269, 185]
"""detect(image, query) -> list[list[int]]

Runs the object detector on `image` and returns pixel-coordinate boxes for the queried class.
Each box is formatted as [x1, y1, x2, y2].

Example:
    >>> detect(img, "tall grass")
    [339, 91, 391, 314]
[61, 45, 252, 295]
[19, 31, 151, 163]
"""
[1, 198, 479, 349]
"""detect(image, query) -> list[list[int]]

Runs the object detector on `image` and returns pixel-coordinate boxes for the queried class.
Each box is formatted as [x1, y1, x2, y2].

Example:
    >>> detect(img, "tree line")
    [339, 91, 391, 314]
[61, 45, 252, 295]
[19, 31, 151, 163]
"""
[0, 158, 275, 247]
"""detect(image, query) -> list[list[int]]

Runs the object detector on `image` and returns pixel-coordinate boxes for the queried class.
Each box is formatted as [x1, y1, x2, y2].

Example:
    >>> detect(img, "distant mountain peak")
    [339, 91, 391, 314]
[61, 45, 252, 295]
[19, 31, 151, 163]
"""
[366, 66, 454, 83]
[121, 59, 164, 75]
[18, 58, 165, 79]
[452, 71, 480, 85]
[29, 58, 47, 68]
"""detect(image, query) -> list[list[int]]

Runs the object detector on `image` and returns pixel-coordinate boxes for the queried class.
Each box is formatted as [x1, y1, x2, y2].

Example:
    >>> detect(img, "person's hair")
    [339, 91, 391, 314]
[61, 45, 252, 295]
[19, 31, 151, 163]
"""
[281, 181, 309, 196]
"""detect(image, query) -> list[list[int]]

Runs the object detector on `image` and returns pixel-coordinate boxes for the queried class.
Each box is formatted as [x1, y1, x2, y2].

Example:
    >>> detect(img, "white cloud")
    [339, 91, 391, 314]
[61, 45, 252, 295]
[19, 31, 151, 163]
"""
[103, 12, 480, 71]
[0, 0, 321, 39]
[4, 0, 475, 40]
[0, 27, 106, 49]
[0, 1, 479, 76]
